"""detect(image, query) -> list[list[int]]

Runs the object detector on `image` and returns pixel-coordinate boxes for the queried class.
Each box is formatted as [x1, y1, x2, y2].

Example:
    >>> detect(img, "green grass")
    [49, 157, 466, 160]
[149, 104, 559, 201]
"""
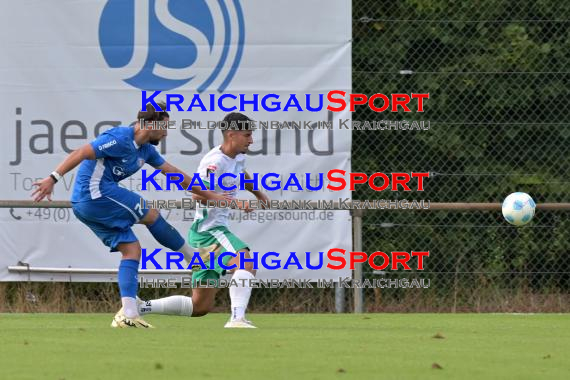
[0, 313, 569, 380]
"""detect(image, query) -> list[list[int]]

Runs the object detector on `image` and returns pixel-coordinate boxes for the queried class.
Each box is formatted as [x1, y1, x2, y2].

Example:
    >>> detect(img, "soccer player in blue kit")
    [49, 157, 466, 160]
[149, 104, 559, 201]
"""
[32, 102, 227, 328]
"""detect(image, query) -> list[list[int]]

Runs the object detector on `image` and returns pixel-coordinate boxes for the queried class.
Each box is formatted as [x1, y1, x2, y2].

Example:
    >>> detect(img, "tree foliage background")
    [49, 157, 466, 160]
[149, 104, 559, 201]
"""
[351, 0, 570, 311]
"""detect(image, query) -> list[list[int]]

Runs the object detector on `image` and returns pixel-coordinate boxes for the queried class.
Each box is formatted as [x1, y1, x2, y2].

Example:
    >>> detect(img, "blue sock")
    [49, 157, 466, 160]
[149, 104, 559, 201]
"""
[118, 259, 139, 298]
[147, 215, 185, 251]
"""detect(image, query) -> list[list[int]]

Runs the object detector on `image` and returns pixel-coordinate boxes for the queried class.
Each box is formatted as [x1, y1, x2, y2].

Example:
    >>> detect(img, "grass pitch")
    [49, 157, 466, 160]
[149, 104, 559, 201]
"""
[1, 313, 569, 380]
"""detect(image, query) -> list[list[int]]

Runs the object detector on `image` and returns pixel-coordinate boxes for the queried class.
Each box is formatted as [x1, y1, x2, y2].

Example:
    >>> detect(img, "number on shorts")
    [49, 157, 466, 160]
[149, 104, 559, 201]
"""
[134, 202, 144, 217]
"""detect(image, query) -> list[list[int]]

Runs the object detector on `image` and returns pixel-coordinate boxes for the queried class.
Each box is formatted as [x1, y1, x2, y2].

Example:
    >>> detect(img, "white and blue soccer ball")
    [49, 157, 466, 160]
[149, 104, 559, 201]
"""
[501, 192, 536, 226]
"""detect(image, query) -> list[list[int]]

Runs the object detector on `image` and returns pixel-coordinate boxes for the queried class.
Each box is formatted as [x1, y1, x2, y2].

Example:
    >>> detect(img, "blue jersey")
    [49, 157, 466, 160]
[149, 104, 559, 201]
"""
[71, 126, 165, 202]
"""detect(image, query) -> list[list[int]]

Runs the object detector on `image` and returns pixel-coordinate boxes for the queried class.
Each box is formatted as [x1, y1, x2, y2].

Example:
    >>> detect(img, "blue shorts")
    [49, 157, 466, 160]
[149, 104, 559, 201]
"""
[72, 187, 149, 252]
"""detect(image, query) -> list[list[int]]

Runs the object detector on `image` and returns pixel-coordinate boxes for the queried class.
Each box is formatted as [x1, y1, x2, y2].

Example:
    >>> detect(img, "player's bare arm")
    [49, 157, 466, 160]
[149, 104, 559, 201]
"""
[192, 191, 254, 212]
[32, 143, 96, 202]
[243, 170, 270, 208]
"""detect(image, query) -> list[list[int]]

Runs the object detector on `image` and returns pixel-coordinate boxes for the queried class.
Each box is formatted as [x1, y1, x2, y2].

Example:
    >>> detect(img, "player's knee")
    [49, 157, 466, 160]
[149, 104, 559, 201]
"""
[139, 208, 159, 225]
[191, 292, 215, 317]
[118, 241, 142, 261]
[237, 249, 256, 275]
[191, 302, 213, 317]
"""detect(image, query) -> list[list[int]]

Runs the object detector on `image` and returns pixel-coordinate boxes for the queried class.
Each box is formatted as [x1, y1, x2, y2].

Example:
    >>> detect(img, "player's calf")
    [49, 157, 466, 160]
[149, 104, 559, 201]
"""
[228, 249, 256, 275]
[190, 288, 217, 317]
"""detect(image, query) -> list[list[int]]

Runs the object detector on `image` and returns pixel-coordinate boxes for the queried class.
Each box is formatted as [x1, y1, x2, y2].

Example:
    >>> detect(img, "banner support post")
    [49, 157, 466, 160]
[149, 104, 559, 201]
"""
[352, 209, 364, 313]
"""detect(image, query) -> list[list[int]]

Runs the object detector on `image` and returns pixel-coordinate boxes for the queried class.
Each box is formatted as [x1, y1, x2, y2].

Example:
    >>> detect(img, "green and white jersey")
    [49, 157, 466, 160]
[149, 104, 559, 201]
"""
[193, 145, 246, 232]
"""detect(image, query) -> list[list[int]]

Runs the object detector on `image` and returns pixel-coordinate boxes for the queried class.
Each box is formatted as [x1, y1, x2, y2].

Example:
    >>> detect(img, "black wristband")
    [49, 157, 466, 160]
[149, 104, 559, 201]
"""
[49, 174, 59, 183]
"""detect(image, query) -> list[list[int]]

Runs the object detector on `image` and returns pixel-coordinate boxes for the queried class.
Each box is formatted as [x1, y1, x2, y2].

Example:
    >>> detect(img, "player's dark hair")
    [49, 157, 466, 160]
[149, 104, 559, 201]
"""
[221, 112, 253, 134]
[138, 101, 170, 122]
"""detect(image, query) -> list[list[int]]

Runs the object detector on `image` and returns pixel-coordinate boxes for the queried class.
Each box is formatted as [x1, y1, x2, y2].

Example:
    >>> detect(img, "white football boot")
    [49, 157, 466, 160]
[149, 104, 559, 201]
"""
[111, 297, 153, 328]
[224, 318, 257, 329]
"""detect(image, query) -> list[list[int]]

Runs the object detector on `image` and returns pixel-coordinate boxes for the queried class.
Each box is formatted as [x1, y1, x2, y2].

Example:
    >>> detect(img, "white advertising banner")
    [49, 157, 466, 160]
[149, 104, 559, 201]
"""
[0, 0, 352, 281]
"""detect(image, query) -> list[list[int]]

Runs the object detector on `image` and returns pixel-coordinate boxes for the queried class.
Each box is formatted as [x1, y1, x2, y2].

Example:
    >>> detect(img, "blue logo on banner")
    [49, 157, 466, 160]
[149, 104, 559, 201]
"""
[98, 0, 245, 92]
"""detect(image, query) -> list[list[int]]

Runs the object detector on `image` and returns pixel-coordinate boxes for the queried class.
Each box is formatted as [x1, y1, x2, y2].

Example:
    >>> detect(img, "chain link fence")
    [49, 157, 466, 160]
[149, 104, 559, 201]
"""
[351, 0, 570, 312]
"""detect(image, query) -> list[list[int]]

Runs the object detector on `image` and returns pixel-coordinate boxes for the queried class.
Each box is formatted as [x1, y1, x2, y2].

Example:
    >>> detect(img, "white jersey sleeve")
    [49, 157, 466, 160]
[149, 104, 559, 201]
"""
[196, 149, 227, 188]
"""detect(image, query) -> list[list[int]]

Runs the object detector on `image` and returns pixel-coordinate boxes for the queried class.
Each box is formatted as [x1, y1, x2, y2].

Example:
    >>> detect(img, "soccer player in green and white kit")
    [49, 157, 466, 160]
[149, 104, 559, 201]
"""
[139, 112, 269, 328]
